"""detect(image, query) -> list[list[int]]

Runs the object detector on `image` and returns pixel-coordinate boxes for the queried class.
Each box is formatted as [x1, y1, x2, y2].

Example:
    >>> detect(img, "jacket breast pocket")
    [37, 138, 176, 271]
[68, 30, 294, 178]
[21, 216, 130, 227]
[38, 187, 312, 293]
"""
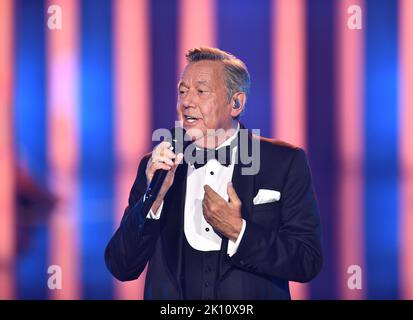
[251, 201, 281, 227]
[253, 201, 280, 213]
[252, 201, 280, 214]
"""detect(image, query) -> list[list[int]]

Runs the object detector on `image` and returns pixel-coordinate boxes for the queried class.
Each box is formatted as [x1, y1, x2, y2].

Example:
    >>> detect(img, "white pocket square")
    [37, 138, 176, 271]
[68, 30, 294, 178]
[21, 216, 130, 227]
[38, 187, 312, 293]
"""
[253, 189, 281, 205]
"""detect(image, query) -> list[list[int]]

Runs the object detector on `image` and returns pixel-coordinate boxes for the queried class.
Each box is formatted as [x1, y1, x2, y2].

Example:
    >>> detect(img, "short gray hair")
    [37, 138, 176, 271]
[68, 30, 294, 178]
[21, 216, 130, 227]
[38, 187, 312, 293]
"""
[185, 47, 251, 102]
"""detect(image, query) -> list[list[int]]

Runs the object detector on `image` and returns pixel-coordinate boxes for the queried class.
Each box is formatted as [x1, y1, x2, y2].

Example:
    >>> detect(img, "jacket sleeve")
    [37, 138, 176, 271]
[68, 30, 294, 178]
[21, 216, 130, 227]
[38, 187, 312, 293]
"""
[230, 148, 323, 282]
[104, 155, 161, 281]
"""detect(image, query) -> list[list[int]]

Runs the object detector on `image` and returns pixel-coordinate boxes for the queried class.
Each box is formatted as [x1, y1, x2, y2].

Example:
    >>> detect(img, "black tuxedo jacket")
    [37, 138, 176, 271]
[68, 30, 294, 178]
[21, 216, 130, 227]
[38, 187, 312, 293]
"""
[105, 129, 323, 300]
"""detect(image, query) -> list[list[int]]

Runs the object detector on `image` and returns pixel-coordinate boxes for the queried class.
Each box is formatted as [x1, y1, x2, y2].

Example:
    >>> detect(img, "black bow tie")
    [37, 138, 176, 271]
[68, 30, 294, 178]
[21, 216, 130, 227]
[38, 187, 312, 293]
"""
[191, 145, 232, 169]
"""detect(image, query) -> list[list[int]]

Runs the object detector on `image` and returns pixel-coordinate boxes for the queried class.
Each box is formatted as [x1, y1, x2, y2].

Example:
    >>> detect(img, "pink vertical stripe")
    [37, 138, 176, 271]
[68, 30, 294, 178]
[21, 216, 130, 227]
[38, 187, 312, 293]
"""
[336, 0, 365, 299]
[47, 0, 81, 299]
[114, 0, 151, 300]
[272, 0, 306, 148]
[399, 0, 413, 300]
[178, 0, 216, 73]
[0, 0, 15, 300]
[272, 0, 308, 300]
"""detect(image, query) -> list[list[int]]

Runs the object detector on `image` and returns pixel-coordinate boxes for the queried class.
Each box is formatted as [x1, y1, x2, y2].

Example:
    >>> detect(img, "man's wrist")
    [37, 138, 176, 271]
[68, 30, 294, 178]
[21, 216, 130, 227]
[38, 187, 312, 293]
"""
[150, 199, 163, 215]
[228, 217, 243, 242]
[227, 219, 246, 256]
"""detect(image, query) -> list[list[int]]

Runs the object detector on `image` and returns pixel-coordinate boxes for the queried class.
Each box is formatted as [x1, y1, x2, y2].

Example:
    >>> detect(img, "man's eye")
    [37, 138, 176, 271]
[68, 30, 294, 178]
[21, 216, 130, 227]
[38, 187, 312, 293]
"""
[198, 90, 207, 94]
[179, 90, 187, 95]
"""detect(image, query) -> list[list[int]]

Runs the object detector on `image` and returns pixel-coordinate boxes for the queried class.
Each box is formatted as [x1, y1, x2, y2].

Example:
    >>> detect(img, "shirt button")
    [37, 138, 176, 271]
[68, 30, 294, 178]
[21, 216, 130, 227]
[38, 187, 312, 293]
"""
[204, 282, 209, 287]
[205, 227, 210, 232]
[210, 171, 214, 175]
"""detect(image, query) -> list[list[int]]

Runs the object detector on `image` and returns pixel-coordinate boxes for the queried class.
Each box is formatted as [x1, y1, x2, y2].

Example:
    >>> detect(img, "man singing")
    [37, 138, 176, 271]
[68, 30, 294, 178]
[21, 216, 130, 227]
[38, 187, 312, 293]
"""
[105, 47, 322, 300]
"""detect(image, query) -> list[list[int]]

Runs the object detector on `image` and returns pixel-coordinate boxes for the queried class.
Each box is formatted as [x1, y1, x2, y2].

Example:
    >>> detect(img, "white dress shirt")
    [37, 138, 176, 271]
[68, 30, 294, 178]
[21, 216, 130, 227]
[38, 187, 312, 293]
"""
[146, 125, 246, 257]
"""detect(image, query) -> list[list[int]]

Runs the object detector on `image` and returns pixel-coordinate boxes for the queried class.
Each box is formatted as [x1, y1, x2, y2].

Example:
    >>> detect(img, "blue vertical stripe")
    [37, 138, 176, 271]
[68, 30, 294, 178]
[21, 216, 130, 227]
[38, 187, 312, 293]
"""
[364, 0, 399, 299]
[150, 0, 178, 136]
[218, 0, 271, 137]
[14, 0, 49, 299]
[14, 0, 47, 186]
[80, 0, 114, 299]
[306, 0, 338, 299]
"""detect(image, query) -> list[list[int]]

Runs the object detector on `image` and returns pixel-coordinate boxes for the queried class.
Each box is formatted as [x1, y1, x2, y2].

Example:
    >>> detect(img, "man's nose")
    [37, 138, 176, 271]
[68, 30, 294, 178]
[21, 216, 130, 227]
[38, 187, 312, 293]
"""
[182, 89, 197, 108]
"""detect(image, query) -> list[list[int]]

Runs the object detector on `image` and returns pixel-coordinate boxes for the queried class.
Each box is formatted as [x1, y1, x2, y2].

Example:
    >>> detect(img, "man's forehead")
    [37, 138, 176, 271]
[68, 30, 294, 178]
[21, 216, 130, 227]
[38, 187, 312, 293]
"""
[180, 60, 224, 84]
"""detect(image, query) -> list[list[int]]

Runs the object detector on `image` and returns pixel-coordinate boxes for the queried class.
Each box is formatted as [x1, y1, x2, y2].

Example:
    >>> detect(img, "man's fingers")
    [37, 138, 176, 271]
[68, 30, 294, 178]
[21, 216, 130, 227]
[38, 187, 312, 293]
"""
[149, 161, 172, 173]
[146, 141, 181, 189]
[203, 184, 219, 199]
[202, 192, 214, 211]
[153, 141, 175, 158]
[202, 195, 210, 207]
[203, 185, 211, 196]
[202, 197, 212, 218]
[151, 155, 174, 166]
[160, 147, 176, 159]
[204, 185, 228, 205]
[153, 148, 175, 161]
[155, 141, 171, 151]
[202, 198, 208, 210]
[147, 160, 172, 184]
[174, 153, 184, 165]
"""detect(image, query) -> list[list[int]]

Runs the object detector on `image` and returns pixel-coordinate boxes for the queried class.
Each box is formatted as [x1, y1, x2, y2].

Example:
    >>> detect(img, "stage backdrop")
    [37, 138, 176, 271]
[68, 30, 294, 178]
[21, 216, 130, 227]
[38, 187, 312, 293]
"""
[0, 0, 412, 300]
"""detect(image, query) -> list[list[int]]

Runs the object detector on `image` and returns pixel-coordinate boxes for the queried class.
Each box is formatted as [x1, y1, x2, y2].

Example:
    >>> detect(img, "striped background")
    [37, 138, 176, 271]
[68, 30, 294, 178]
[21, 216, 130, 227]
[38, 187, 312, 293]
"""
[0, 0, 412, 299]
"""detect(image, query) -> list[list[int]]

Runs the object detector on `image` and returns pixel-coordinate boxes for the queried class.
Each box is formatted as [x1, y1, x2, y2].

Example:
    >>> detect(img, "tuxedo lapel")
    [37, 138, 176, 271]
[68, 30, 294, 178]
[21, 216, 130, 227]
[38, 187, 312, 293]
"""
[160, 161, 187, 296]
[231, 132, 255, 220]
[218, 130, 255, 280]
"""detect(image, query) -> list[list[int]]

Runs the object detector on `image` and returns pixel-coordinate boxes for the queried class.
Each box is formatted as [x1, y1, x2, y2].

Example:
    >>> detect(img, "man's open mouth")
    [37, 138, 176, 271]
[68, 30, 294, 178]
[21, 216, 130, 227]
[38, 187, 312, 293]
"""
[184, 115, 200, 123]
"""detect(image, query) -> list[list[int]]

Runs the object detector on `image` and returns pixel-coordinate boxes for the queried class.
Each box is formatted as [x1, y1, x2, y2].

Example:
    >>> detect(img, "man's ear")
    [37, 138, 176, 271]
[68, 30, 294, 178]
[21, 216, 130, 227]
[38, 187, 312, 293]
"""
[230, 92, 246, 118]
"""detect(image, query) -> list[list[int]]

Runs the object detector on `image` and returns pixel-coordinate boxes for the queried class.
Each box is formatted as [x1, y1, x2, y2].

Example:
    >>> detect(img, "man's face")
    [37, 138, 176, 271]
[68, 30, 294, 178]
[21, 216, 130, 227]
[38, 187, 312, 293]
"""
[177, 60, 234, 147]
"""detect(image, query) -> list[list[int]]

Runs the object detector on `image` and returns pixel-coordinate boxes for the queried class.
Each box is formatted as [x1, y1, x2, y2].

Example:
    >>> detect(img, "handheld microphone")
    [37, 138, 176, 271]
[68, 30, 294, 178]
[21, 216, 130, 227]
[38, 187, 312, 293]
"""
[144, 127, 190, 206]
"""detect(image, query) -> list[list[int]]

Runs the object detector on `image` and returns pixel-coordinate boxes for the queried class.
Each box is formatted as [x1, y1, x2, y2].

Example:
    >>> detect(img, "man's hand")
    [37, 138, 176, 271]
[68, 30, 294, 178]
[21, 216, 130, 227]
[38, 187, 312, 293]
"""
[146, 141, 184, 214]
[202, 182, 243, 242]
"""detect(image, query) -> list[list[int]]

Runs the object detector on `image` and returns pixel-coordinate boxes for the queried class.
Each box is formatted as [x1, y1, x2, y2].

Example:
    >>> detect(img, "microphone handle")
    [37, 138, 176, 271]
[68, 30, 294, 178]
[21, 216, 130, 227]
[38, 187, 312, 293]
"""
[145, 168, 168, 203]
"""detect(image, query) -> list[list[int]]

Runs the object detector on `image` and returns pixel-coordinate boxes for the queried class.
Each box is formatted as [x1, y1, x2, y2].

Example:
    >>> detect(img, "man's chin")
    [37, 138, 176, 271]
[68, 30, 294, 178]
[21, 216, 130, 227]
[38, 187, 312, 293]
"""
[184, 126, 234, 148]
[184, 127, 205, 140]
